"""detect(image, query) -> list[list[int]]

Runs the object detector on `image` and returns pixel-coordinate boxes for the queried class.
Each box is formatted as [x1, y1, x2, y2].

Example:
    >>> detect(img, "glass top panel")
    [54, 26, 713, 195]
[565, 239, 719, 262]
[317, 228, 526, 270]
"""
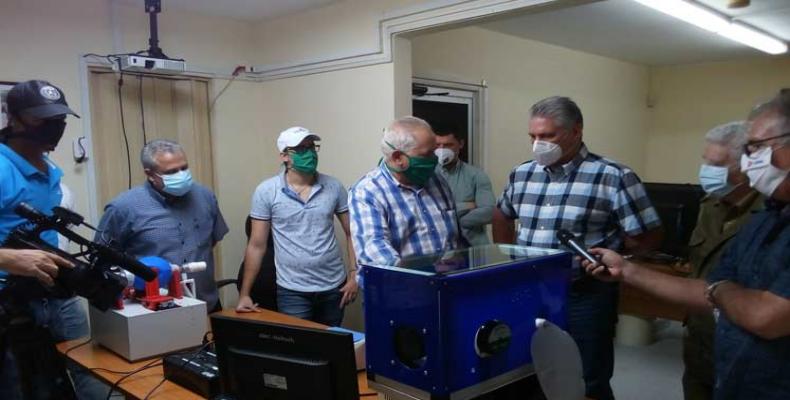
[370, 244, 564, 276]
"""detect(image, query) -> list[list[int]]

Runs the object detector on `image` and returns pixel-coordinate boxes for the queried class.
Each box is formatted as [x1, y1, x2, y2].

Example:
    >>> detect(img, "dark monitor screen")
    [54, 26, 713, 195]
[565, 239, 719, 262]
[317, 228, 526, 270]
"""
[643, 182, 705, 259]
[211, 315, 359, 400]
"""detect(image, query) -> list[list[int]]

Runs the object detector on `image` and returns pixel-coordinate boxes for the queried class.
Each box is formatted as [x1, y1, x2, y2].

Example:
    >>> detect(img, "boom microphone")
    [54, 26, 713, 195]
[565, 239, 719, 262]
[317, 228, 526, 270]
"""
[13, 202, 157, 281]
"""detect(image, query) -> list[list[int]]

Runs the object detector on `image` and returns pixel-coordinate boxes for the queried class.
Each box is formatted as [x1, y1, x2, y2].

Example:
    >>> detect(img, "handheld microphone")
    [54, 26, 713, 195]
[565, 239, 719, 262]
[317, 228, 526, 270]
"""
[557, 229, 609, 270]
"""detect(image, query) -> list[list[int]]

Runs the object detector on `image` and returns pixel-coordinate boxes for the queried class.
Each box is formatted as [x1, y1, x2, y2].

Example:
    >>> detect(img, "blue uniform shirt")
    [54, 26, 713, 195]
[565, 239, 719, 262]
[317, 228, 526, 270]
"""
[707, 200, 790, 399]
[0, 143, 63, 281]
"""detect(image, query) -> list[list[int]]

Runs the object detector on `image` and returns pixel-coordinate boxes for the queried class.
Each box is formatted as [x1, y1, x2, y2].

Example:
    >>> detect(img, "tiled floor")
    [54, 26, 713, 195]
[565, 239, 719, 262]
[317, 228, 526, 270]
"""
[611, 320, 685, 400]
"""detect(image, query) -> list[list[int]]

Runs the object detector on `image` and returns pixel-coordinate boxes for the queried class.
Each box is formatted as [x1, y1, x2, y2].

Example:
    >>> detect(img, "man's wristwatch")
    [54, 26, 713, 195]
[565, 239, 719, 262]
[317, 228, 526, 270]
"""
[705, 280, 729, 305]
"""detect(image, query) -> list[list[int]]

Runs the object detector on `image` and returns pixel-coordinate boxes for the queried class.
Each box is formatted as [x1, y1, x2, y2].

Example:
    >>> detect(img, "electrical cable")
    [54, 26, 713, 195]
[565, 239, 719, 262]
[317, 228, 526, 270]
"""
[209, 65, 245, 113]
[139, 75, 147, 145]
[64, 337, 93, 357]
[115, 58, 133, 190]
[104, 357, 163, 400]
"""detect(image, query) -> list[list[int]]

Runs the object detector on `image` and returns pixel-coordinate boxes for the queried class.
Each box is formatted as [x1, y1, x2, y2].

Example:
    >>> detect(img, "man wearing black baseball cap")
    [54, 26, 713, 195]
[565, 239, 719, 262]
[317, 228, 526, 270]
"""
[0, 80, 105, 399]
[1, 79, 79, 152]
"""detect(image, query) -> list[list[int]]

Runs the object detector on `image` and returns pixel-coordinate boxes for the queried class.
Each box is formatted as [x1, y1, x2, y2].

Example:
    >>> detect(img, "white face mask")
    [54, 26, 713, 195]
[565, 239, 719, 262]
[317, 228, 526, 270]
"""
[434, 148, 456, 166]
[740, 147, 789, 197]
[532, 140, 563, 166]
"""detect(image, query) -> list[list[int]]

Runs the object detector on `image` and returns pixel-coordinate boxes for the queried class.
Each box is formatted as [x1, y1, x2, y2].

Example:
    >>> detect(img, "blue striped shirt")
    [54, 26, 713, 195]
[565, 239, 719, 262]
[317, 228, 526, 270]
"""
[96, 182, 229, 311]
[497, 144, 660, 252]
[349, 163, 461, 268]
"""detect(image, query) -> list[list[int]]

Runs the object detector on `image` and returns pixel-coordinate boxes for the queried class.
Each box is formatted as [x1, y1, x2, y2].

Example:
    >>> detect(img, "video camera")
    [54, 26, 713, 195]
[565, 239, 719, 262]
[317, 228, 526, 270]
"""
[0, 203, 156, 323]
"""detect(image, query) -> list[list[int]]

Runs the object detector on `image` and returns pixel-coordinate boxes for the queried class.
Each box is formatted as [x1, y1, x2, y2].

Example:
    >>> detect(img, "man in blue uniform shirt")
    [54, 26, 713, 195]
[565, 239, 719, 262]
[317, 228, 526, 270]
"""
[583, 89, 790, 400]
[0, 80, 105, 399]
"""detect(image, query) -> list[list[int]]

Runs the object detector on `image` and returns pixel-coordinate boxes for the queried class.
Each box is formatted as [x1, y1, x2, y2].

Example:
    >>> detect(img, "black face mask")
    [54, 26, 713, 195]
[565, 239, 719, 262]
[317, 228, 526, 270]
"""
[4, 118, 67, 150]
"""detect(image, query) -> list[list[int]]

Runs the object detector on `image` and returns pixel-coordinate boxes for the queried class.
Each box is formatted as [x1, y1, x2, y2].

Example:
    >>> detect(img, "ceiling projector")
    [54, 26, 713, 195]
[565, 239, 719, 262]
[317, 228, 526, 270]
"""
[117, 54, 186, 75]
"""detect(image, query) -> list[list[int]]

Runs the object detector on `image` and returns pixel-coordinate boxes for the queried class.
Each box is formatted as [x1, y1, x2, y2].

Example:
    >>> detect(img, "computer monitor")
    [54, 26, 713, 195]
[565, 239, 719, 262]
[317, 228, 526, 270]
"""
[643, 182, 705, 259]
[210, 315, 360, 400]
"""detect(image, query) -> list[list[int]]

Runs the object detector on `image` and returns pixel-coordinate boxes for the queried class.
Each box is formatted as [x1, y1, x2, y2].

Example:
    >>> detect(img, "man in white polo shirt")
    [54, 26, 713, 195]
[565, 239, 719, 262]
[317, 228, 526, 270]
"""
[236, 127, 358, 326]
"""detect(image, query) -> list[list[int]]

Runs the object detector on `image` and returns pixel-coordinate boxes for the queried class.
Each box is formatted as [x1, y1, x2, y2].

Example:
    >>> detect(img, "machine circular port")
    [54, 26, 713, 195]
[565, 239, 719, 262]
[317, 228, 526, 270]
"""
[394, 326, 427, 369]
[474, 320, 512, 358]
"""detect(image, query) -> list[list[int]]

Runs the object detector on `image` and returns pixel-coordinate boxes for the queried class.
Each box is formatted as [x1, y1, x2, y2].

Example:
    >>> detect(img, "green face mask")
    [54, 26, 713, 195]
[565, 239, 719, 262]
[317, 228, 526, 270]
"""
[385, 141, 438, 187]
[288, 148, 318, 174]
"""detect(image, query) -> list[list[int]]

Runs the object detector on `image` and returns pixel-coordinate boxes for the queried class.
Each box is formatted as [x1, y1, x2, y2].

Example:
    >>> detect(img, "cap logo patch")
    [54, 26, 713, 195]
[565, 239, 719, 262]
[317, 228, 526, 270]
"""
[40, 86, 61, 101]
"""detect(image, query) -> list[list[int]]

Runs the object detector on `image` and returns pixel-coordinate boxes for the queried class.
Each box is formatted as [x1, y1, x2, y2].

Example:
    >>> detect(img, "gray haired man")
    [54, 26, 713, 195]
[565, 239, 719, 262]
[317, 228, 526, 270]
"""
[349, 116, 461, 269]
[96, 139, 228, 311]
[583, 89, 790, 400]
[493, 96, 663, 399]
[684, 121, 763, 400]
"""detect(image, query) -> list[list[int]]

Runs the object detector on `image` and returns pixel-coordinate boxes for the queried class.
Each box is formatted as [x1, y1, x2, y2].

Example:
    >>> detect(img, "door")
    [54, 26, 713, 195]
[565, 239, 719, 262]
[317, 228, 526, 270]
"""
[87, 68, 215, 207]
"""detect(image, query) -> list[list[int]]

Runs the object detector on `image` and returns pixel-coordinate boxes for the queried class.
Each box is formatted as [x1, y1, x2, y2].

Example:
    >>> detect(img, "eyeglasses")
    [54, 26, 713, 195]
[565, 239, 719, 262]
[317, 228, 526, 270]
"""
[286, 143, 320, 153]
[743, 132, 790, 156]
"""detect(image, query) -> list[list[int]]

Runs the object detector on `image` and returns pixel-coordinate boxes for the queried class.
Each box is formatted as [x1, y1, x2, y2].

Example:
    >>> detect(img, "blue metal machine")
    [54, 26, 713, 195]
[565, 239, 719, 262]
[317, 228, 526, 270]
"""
[363, 244, 572, 400]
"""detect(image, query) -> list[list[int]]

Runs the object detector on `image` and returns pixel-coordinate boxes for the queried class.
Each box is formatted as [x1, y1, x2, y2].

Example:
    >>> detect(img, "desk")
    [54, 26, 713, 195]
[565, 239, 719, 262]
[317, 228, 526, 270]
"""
[618, 261, 691, 321]
[57, 309, 378, 399]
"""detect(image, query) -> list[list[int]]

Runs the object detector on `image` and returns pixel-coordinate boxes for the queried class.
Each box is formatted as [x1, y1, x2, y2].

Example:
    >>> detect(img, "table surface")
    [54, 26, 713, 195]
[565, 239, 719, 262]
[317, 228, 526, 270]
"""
[57, 309, 378, 399]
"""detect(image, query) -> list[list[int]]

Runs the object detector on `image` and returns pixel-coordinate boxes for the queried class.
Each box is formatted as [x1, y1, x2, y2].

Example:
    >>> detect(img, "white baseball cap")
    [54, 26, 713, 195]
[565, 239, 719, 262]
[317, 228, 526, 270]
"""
[277, 126, 321, 152]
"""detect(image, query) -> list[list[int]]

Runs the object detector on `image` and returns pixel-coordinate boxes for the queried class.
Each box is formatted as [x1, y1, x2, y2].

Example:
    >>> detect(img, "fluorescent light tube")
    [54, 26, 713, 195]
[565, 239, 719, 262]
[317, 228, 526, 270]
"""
[718, 22, 788, 55]
[632, 0, 788, 55]
[632, 0, 729, 32]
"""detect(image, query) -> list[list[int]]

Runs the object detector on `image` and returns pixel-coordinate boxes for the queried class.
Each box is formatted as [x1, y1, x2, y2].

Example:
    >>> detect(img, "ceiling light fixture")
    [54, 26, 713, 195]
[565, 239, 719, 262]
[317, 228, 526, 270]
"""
[632, 0, 788, 55]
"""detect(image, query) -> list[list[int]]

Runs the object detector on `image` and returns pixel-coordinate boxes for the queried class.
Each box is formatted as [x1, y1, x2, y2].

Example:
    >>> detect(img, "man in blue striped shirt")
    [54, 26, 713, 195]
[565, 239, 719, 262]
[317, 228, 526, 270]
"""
[349, 116, 461, 270]
[493, 96, 662, 400]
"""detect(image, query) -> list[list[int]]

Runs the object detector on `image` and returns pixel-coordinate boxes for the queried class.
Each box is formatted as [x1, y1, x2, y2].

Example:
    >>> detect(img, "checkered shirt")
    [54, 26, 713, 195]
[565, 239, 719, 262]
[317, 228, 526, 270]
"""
[497, 144, 660, 251]
[349, 163, 461, 268]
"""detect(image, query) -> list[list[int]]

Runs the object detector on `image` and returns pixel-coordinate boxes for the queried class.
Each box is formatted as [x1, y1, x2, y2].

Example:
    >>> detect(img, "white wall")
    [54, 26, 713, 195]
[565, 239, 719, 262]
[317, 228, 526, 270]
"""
[411, 26, 651, 194]
[251, 0, 424, 67]
[644, 58, 790, 183]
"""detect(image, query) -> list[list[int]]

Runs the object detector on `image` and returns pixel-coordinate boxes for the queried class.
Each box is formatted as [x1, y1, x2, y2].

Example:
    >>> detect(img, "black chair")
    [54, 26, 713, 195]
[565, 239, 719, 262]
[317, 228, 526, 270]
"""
[216, 216, 278, 310]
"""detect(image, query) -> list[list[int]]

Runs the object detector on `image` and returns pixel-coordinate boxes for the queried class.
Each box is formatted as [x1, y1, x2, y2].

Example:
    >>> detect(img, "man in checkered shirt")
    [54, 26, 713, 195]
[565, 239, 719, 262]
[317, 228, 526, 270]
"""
[493, 96, 663, 400]
[349, 116, 461, 270]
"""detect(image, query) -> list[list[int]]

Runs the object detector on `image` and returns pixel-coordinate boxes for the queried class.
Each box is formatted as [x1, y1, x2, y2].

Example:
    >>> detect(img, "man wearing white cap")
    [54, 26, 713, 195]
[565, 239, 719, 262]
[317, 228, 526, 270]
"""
[236, 127, 358, 326]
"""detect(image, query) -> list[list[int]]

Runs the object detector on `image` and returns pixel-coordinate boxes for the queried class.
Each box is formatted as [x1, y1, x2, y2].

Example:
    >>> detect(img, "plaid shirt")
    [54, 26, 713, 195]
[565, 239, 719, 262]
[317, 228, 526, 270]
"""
[497, 144, 660, 251]
[349, 163, 460, 268]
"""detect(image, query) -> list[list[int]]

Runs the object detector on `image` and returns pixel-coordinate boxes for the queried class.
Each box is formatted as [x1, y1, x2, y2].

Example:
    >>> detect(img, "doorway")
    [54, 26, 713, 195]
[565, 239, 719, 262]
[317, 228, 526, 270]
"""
[411, 79, 485, 167]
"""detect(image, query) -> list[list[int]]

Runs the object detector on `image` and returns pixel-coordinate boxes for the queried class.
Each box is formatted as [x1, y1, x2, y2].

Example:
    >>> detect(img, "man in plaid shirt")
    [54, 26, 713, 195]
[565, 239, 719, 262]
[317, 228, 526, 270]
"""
[349, 116, 461, 270]
[493, 96, 663, 400]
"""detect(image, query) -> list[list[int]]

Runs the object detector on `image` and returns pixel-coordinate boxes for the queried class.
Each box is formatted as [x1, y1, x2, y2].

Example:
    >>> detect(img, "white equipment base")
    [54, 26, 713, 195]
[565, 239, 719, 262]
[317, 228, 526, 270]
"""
[89, 297, 207, 361]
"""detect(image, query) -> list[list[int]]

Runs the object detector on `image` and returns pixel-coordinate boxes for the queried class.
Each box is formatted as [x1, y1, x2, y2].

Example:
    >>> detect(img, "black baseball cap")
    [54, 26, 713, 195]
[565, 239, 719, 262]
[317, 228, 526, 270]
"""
[6, 80, 80, 119]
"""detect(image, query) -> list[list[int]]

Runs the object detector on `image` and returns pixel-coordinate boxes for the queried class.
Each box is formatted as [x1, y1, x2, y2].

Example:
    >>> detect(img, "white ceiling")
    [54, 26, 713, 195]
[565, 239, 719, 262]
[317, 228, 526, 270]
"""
[117, 0, 339, 22]
[479, 0, 790, 66]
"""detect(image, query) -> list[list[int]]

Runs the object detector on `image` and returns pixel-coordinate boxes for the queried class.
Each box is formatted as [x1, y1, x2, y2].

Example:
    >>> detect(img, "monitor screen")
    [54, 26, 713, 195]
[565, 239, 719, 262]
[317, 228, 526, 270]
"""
[211, 315, 360, 400]
[643, 182, 705, 259]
